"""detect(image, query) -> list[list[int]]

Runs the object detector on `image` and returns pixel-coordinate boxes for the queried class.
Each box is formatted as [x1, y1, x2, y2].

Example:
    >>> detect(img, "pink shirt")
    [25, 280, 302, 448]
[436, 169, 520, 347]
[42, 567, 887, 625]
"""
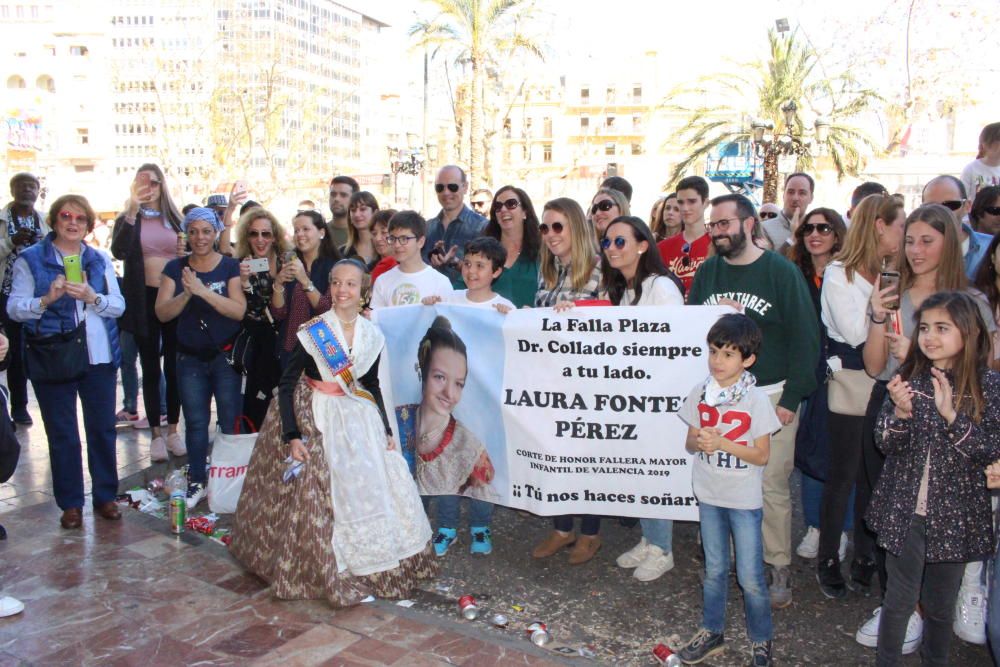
[140, 217, 178, 260]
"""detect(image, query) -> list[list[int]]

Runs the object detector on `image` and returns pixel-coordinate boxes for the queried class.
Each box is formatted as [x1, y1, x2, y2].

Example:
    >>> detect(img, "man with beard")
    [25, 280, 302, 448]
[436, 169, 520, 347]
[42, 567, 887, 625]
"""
[688, 193, 819, 610]
[327, 175, 359, 250]
[0, 173, 48, 425]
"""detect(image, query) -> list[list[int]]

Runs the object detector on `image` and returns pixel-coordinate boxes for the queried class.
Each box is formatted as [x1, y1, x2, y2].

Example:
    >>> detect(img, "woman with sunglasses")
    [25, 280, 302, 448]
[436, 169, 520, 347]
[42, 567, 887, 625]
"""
[970, 185, 1000, 236]
[234, 208, 290, 427]
[598, 215, 685, 581]
[270, 210, 340, 368]
[342, 191, 380, 268]
[479, 186, 541, 308]
[111, 163, 185, 462]
[590, 188, 630, 240]
[8, 195, 125, 529]
[532, 197, 604, 563]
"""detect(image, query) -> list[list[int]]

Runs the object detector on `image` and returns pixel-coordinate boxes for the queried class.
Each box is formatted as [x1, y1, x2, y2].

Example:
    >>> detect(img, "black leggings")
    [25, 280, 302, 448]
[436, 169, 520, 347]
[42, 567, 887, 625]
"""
[136, 286, 180, 426]
[859, 381, 889, 597]
[818, 411, 866, 561]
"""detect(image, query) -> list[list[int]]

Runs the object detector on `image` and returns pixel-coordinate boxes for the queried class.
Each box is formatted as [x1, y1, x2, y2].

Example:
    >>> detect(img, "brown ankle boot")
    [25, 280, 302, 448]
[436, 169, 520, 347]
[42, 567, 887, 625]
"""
[532, 530, 576, 558]
[568, 534, 602, 565]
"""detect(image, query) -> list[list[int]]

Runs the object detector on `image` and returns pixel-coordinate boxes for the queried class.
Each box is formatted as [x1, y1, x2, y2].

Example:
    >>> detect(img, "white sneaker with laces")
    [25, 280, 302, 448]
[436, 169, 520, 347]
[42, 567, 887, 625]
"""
[953, 584, 987, 644]
[185, 482, 206, 510]
[796, 526, 820, 559]
[633, 545, 674, 581]
[856, 607, 923, 654]
[0, 596, 24, 617]
[839, 531, 849, 562]
[616, 537, 650, 569]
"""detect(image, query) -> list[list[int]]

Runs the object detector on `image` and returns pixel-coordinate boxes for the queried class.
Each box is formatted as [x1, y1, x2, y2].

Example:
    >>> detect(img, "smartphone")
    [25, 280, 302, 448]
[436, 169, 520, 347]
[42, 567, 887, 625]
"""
[64, 254, 83, 283]
[879, 269, 900, 311]
[233, 180, 248, 197]
[135, 171, 152, 189]
[247, 257, 269, 273]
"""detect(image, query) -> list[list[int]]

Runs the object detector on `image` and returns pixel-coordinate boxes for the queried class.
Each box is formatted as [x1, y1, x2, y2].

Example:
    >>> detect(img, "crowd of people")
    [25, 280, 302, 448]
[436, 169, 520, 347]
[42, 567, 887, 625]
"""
[0, 120, 999, 666]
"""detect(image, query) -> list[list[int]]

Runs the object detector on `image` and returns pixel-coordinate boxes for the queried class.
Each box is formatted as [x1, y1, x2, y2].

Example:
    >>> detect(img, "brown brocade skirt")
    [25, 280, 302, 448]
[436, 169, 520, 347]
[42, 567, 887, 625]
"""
[230, 380, 438, 607]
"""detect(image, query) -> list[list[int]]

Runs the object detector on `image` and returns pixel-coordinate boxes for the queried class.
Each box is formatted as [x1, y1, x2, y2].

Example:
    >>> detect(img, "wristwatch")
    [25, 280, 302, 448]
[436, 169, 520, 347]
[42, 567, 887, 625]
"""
[304, 282, 316, 293]
[94, 295, 103, 309]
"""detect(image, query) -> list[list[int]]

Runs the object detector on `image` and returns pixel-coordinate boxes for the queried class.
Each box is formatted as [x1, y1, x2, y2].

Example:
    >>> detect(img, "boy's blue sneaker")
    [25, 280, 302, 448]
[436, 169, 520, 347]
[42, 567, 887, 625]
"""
[678, 628, 725, 664]
[470, 526, 492, 555]
[433, 527, 457, 557]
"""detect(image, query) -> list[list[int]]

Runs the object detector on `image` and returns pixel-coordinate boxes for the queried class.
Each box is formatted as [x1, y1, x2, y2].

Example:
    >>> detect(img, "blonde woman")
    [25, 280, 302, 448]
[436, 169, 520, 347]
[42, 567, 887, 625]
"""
[534, 198, 601, 308]
[590, 187, 630, 239]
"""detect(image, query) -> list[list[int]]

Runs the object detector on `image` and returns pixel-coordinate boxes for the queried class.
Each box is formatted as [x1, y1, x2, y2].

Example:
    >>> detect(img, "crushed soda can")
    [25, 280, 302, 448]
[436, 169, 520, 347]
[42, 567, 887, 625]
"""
[653, 643, 682, 666]
[526, 621, 551, 646]
[458, 594, 479, 620]
[491, 614, 508, 628]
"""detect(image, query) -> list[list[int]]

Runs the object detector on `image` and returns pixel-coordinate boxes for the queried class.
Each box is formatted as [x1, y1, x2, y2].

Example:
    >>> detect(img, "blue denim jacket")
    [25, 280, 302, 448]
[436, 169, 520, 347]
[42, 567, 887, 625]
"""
[422, 205, 487, 286]
[964, 223, 992, 279]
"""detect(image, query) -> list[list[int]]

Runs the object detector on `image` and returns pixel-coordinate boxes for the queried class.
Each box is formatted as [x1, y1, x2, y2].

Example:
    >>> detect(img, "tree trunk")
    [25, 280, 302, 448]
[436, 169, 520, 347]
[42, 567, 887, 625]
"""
[469, 55, 484, 187]
[762, 148, 779, 204]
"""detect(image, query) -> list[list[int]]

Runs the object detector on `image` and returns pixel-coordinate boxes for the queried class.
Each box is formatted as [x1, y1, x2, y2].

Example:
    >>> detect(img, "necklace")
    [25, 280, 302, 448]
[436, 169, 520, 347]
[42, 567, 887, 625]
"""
[337, 313, 359, 326]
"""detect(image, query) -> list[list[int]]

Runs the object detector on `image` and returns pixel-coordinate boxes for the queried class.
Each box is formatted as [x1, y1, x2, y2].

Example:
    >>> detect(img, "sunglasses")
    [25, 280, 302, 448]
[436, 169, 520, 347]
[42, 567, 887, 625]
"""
[471, 200, 489, 208]
[591, 200, 616, 215]
[760, 211, 779, 220]
[493, 198, 521, 212]
[248, 230, 273, 239]
[435, 183, 461, 193]
[940, 200, 965, 211]
[802, 223, 833, 236]
[539, 222, 564, 235]
[680, 242, 692, 267]
[600, 236, 627, 250]
[58, 211, 89, 225]
[985, 206, 1000, 216]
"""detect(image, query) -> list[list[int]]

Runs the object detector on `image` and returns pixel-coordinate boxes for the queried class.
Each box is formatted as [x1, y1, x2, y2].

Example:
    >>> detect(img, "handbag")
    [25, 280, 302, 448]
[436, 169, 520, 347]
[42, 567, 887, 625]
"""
[23, 321, 89, 384]
[827, 368, 876, 417]
[0, 386, 20, 484]
[224, 326, 253, 375]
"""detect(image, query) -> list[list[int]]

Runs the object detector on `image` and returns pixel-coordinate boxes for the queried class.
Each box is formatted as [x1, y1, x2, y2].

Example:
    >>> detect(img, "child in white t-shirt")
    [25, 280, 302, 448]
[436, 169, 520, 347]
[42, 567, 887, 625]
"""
[676, 313, 781, 667]
[961, 122, 1000, 197]
[370, 211, 452, 309]
[422, 237, 514, 314]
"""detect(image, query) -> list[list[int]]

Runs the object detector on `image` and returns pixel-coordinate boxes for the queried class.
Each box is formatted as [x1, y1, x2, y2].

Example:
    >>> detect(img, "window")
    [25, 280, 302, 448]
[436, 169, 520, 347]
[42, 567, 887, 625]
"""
[632, 114, 642, 132]
[69, 45, 89, 56]
[606, 116, 615, 129]
[6, 75, 26, 89]
[580, 116, 589, 130]
[631, 143, 642, 155]
[543, 144, 552, 163]
[633, 85, 642, 103]
[503, 118, 511, 139]
[77, 128, 89, 145]
[580, 87, 589, 103]
[605, 142, 616, 156]
[606, 86, 615, 103]
[543, 117, 552, 137]
[524, 117, 533, 138]
[74, 165, 95, 173]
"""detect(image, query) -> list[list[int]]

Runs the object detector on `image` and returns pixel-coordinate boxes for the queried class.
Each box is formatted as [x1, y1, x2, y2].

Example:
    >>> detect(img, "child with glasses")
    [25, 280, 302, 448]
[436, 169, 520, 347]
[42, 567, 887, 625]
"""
[370, 211, 452, 309]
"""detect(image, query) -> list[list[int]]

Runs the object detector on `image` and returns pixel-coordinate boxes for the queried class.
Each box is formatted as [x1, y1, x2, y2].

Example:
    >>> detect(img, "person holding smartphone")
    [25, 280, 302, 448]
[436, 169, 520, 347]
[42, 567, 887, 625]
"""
[111, 164, 186, 463]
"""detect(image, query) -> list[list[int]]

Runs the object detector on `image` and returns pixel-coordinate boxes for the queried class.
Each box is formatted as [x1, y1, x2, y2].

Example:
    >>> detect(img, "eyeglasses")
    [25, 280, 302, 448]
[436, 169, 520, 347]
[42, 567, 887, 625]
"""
[248, 230, 273, 239]
[493, 198, 521, 212]
[539, 222, 564, 235]
[802, 223, 832, 236]
[760, 211, 779, 220]
[940, 200, 965, 211]
[600, 236, 627, 250]
[435, 183, 461, 193]
[58, 211, 89, 225]
[706, 218, 741, 232]
[386, 234, 417, 245]
[471, 200, 489, 209]
[680, 242, 692, 267]
[591, 200, 616, 215]
[985, 206, 1000, 216]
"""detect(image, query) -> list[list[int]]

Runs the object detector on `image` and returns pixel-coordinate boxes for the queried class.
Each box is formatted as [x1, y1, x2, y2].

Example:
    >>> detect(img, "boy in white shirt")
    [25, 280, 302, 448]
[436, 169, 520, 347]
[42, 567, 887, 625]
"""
[677, 314, 781, 667]
[370, 211, 452, 309]
[419, 236, 511, 557]
[423, 237, 514, 313]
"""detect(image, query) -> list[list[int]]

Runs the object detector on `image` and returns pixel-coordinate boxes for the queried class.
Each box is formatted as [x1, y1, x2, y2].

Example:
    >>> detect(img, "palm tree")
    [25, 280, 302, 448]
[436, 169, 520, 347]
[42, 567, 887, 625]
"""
[410, 0, 544, 187]
[663, 29, 883, 203]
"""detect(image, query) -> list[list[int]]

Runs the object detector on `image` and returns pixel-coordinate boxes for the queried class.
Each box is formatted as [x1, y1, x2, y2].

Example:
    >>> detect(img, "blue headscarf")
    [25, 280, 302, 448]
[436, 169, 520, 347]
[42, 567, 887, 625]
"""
[182, 206, 224, 233]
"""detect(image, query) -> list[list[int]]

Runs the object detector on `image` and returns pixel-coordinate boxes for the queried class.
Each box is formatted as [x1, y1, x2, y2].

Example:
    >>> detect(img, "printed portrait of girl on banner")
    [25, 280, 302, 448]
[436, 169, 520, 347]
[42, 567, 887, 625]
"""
[395, 316, 500, 501]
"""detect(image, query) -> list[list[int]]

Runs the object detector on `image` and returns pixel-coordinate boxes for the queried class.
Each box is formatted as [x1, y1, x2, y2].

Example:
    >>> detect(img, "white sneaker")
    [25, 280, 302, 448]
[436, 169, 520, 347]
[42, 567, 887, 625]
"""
[150, 436, 168, 462]
[856, 607, 922, 654]
[839, 531, 849, 562]
[185, 482, 206, 510]
[616, 537, 650, 569]
[0, 596, 23, 617]
[796, 526, 820, 558]
[953, 584, 987, 644]
[633, 545, 674, 581]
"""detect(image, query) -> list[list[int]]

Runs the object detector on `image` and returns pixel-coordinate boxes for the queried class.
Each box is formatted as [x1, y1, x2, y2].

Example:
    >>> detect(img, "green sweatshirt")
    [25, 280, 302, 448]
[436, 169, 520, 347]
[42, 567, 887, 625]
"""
[688, 250, 819, 411]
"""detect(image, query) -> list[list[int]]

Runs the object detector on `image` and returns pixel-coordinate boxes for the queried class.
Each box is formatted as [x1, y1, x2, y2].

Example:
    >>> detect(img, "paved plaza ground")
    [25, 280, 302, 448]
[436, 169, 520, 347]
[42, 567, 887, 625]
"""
[0, 395, 993, 665]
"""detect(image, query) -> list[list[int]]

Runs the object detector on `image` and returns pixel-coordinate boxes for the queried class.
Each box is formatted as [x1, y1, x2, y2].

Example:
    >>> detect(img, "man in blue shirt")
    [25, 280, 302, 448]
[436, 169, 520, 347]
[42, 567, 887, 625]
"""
[423, 165, 487, 286]
[922, 174, 991, 279]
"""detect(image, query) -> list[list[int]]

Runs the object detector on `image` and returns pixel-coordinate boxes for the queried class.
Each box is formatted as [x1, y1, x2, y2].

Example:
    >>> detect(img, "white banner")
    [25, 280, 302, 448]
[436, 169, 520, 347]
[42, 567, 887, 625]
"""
[376, 304, 730, 520]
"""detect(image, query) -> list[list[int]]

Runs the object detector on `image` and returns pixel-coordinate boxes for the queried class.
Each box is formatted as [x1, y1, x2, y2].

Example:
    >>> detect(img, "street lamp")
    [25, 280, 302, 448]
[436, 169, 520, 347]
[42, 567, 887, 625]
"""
[388, 140, 428, 206]
[747, 101, 829, 203]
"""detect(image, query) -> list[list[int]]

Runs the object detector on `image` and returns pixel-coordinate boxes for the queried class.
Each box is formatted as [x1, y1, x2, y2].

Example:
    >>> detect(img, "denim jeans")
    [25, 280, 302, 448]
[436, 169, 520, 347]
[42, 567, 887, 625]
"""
[119, 329, 166, 414]
[33, 364, 118, 509]
[553, 515, 600, 535]
[430, 495, 494, 529]
[877, 515, 965, 666]
[700, 503, 772, 642]
[640, 518, 673, 553]
[176, 351, 242, 484]
[801, 472, 854, 530]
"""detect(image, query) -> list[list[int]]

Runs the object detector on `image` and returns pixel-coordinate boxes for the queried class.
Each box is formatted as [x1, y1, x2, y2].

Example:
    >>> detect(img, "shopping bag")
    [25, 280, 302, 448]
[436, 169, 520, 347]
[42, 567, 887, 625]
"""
[207, 417, 257, 514]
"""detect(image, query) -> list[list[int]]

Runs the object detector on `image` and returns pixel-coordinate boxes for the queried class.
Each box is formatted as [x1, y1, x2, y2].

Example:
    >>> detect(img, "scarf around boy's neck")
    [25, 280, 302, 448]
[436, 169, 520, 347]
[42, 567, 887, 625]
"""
[701, 370, 757, 407]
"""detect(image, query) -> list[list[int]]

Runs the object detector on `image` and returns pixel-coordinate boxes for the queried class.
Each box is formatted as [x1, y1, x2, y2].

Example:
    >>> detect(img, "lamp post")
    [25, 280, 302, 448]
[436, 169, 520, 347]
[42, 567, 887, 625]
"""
[749, 101, 830, 203]
[387, 142, 425, 207]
